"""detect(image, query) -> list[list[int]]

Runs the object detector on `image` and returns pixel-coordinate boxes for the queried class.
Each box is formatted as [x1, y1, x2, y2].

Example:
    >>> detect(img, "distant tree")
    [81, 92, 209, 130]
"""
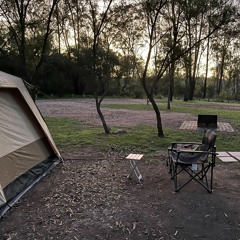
[139, 0, 168, 137]
[164, 0, 185, 108]
[87, 0, 114, 134]
[212, 18, 239, 96]
[0, 0, 59, 96]
[36, 53, 74, 96]
[110, 2, 145, 96]
[132, 0, 236, 137]
[182, 0, 237, 100]
[181, 0, 208, 101]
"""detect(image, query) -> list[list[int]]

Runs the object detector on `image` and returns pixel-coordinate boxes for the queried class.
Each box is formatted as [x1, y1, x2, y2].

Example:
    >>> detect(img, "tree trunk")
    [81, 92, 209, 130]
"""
[73, 77, 80, 95]
[188, 76, 195, 100]
[148, 94, 164, 138]
[168, 60, 175, 109]
[203, 32, 210, 99]
[95, 94, 110, 134]
[217, 49, 225, 95]
[167, 68, 170, 109]
[89, 0, 113, 134]
[32, 0, 59, 85]
[184, 63, 189, 101]
[168, 0, 178, 104]
[93, 43, 110, 134]
[142, 75, 164, 137]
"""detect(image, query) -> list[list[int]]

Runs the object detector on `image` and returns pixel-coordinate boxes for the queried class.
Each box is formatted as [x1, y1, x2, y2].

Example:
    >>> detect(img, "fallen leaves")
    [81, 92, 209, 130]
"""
[1, 147, 240, 240]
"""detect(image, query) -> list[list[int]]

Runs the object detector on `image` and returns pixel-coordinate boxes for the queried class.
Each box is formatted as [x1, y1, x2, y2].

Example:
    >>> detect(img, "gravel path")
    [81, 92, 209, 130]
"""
[37, 98, 196, 129]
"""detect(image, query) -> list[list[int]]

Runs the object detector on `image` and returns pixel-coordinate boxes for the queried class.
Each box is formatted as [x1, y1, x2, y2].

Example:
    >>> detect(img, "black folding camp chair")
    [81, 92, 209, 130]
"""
[168, 129, 217, 193]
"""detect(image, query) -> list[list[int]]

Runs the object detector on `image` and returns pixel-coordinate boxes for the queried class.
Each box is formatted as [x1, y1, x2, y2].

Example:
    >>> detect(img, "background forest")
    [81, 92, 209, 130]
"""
[0, 0, 240, 102]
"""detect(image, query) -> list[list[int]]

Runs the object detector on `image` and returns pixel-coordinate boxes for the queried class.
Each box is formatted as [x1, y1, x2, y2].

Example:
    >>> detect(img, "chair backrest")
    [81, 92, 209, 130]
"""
[172, 129, 217, 164]
[200, 129, 217, 151]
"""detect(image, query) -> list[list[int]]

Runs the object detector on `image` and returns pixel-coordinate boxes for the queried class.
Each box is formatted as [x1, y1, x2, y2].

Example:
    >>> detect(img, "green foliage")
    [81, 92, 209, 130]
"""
[174, 77, 185, 97]
[131, 85, 145, 99]
[217, 91, 232, 101]
[37, 54, 75, 96]
[0, 0, 239, 103]
[207, 83, 215, 99]
[194, 82, 204, 99]
[0, 51, 22, 76]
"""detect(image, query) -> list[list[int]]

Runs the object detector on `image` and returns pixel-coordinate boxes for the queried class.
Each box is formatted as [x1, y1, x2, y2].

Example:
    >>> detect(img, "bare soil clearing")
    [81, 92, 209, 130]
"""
[36, 98, 197, 129]
[0, 99, 240, 240]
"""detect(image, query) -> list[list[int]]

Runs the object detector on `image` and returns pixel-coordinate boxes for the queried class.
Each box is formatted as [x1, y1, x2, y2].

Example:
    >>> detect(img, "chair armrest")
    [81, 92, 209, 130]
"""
[169, 142, 202, 151]
[172, 150, 218, 164]
[176, 149, 218, 155]
[171, 142, 201, 145]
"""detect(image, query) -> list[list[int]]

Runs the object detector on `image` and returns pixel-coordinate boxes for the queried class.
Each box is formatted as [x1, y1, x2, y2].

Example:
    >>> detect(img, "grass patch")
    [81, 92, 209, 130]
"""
[44, 99, 240, 154]
[164, 105, 240, 125]
[44, 117, 103, 149]
[45, 117, 240, 153]
[106, 100, 240, 126]
[104, 100, 240, 125]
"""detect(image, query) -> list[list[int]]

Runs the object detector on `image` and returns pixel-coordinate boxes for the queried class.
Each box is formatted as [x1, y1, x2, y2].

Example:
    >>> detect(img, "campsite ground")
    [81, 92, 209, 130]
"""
[0, 98, 240, 240]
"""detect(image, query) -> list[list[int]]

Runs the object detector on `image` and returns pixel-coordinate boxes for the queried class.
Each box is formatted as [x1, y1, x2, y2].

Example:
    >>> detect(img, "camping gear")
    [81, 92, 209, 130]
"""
[126, 154, 144, 183]
[168, 129, 217, 193]
[0, 71, 62, 217]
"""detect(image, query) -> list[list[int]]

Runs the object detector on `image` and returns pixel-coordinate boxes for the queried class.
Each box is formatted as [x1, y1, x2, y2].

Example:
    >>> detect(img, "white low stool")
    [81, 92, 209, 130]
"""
[126, 154, 144, 183]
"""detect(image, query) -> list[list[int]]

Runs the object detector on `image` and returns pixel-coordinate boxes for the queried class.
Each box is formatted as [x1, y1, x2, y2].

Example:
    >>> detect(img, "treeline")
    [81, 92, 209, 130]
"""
[0, 0, 239, 101]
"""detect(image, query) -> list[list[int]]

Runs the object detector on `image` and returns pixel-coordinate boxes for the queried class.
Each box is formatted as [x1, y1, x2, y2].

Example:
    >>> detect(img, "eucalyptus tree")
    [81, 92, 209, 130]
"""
[211, 10, 239, 96]
[181, 0, 237, 101]
[0, 0, 59, 89]
[202, 1, 219, 99]
[181, 0, 207, 101]
[227, 39, 240, 100]
[58, 0, 90, 55]
[139, 0, 169, 137]
[163, 0, 185, 108]
[86, 0, 114, 134]
[202, 23, 211, 99]
[98, 13, 127, 96]
[109, 1, 146, 96]
[113, 0, 184, 137]
[0, 0, 33, 80]
[54, 0, 91, 95]
[136, 0, 194, 136]
[125, 0, 236, 137]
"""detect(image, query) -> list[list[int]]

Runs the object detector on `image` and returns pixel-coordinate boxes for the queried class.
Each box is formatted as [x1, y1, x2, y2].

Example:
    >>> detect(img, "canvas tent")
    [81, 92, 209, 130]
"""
[0, 71, 62, 217]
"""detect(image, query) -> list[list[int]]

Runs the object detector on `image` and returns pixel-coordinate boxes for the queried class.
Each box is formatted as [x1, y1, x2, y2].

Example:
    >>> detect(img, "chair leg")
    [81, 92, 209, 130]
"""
[209, 164, 214, 193]
[167, 149, 172, 174]
[173, 163, 186, 192]
[173, 163, 214, 193]
[173, 164, 178, 192]
[127, 160, 143, 183]
[199, 163, 204, 180]
[200, 163, 214, 193]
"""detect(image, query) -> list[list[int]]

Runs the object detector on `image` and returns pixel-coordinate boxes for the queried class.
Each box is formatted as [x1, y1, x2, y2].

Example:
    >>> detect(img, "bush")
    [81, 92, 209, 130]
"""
[132, 85, 145, 98]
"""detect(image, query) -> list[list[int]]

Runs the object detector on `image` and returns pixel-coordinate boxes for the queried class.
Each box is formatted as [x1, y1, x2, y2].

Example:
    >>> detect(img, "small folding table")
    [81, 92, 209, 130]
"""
[126, 153, 144, 183]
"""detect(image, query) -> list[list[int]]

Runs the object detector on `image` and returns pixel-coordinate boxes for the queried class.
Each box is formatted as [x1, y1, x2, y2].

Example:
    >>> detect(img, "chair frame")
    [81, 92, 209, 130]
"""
[168, 131, 217, 193]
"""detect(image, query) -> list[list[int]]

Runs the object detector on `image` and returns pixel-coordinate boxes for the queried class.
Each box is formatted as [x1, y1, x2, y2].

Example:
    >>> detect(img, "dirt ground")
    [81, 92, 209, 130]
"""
[0, 98, 240, 240]
[36, 98, 197, 129]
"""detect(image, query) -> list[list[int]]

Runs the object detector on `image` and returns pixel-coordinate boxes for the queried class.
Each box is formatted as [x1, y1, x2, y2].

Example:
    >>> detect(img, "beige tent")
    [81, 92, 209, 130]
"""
[0, 71, 62, 217]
